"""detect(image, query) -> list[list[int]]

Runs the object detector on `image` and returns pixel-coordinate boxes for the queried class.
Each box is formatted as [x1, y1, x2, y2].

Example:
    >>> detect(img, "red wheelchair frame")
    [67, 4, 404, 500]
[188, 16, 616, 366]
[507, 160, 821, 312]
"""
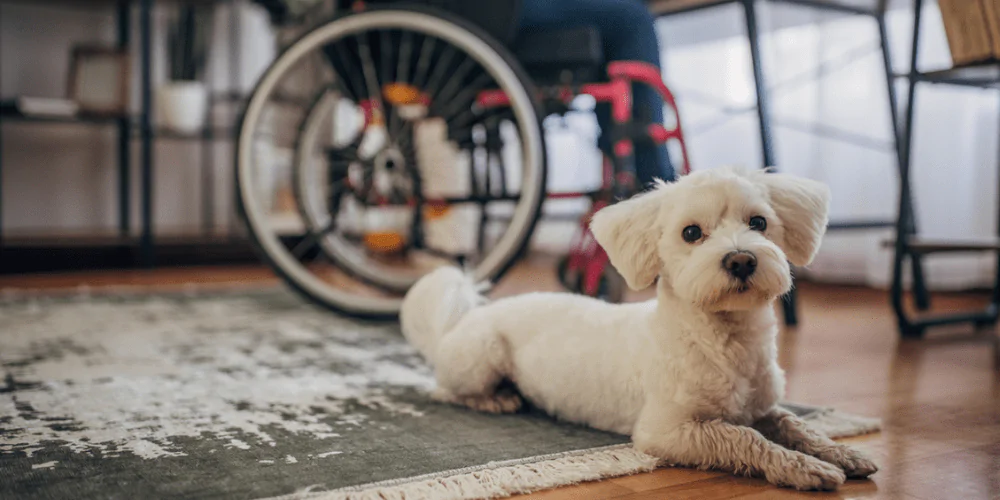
[478, 61, 692, 299]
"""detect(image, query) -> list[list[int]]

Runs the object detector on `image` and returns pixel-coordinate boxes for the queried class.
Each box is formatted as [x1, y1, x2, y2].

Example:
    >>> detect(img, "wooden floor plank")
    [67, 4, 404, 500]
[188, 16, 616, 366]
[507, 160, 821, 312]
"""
[2, 258, 998, 499]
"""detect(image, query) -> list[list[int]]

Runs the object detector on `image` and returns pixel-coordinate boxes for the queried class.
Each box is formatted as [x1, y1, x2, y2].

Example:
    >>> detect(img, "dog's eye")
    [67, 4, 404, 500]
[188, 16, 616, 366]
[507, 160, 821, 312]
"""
[749, 216, 767, 232]
[682, 225, 702, 243]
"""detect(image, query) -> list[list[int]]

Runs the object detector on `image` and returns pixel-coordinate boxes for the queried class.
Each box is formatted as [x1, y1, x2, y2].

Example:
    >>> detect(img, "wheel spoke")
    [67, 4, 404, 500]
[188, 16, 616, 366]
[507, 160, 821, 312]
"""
[422, 45, 457, 103]
[391, 119, 414, 151]
[356, 33, 386, 116]
[494, 147, 508, 197]
[327, 145, 361, 163]
[380, 29, 394, 85]
[327, 41, 365, 101]
[436, 72, 493, 118]
[432, 57, 477, 104]
[397, 30, 414, 83]
[412, 36, 436, 88]
[292, 220, 336, 259]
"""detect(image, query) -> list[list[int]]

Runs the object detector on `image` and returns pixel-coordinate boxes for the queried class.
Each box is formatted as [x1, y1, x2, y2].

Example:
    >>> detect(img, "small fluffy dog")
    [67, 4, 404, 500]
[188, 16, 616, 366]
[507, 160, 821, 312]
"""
[400, 167, 877, 490]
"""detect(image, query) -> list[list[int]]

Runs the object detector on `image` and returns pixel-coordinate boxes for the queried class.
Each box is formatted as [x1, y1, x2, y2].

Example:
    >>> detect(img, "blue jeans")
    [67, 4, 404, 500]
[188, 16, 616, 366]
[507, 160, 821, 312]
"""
[516, 0, 676, 185]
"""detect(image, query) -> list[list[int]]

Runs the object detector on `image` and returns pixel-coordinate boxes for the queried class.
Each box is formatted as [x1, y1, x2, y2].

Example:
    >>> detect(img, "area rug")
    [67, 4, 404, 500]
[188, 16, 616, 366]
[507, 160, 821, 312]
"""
[0, 288, 880, 500]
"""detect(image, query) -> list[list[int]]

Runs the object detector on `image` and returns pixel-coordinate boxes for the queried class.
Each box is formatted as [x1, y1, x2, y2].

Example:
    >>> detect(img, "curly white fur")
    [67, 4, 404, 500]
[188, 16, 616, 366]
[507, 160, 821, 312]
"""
[399, 167, 877, 490]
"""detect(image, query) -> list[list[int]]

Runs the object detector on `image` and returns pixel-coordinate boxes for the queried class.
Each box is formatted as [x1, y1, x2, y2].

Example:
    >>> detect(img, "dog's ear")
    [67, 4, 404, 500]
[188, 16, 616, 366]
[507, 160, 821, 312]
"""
[590, 187, 666, 290]
[757, 173, 831, 267]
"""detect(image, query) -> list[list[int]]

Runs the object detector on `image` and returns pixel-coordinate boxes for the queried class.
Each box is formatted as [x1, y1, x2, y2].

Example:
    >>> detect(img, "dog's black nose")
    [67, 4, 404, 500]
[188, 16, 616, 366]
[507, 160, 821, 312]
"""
[723, 251, 757, 281]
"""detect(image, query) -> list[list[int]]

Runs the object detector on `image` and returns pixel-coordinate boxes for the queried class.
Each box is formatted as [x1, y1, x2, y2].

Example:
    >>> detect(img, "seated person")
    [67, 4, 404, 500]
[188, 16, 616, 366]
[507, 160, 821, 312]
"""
[517, 0, 676, 185]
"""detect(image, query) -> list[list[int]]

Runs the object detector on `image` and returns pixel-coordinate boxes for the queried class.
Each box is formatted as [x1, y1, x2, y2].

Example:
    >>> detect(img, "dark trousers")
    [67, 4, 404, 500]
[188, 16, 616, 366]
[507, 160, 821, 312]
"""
[517, 0, 676, 184]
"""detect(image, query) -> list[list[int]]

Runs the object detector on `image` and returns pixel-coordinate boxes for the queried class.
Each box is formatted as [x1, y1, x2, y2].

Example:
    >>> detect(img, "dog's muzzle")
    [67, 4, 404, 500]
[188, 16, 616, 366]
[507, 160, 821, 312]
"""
[722, 251, 757, 281]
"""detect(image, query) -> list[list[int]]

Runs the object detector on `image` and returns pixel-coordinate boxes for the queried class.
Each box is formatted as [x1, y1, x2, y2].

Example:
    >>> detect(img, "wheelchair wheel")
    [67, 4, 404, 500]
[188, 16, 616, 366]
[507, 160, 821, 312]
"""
[237, 5, 547, 318]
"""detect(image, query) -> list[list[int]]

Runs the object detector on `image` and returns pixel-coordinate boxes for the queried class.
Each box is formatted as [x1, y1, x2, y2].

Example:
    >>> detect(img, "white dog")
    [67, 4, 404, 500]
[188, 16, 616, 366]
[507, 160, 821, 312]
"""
[400, 167, 877, 490]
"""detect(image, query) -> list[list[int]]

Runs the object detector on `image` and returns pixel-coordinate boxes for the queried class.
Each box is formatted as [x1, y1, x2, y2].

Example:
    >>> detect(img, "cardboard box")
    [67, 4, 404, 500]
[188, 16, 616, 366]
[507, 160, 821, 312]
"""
[938, 0, 1000, 67]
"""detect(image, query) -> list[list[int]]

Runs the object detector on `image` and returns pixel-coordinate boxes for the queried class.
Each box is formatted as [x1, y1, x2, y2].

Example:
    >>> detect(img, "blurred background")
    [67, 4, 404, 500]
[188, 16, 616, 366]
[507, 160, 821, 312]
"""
[0, 0, 996, 292]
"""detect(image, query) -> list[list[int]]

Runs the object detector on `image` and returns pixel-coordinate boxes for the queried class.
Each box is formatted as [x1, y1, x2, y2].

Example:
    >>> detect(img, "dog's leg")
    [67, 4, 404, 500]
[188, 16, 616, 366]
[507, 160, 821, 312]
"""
[633, 410, 846, 490]
[753, 407, 877, 479]
[430, 325, 522, 414]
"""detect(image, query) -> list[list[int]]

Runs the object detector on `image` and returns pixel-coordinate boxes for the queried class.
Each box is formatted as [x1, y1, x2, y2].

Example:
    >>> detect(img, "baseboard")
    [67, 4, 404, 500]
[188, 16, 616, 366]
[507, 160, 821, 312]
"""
[0, 237, 261, 274]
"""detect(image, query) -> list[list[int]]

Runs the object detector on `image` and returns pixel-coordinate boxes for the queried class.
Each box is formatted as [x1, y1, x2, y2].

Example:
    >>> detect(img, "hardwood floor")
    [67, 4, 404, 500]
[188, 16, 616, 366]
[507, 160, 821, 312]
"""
[2, 258, 998, 500]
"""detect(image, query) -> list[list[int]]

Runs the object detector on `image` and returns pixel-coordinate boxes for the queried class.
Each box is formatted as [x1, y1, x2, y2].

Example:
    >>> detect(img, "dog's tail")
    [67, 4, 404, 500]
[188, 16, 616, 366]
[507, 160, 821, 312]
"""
[400, 266, 489, 366]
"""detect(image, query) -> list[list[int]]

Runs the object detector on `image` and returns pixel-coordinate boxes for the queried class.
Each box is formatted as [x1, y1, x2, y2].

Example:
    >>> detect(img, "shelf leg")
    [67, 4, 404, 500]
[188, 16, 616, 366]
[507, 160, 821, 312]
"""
[139, 0, 155, 267]
[0, 109, 4, 252]
[990, 90, 1000, 324]
[117, 0, 132, 238]
[228, 0, 242, 237]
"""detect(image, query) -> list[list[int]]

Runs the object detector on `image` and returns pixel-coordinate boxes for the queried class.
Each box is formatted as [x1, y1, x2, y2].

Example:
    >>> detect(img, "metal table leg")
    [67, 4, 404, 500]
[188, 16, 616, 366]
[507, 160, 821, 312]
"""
[877, 0, 930, 313]
[743, 0, 798, 326]
[891, 0, 927, 336]
[743, 0, 777, 169]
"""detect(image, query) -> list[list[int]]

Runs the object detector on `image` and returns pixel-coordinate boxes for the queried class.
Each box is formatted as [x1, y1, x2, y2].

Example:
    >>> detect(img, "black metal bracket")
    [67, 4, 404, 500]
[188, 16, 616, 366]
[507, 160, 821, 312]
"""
[889, 0, 1000, 338]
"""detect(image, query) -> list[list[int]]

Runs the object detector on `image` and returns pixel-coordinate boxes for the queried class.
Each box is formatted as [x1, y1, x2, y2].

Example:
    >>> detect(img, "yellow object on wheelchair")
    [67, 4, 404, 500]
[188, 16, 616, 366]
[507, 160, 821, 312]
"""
[383, 83, 426, 105]
[364, 231, 407, 254]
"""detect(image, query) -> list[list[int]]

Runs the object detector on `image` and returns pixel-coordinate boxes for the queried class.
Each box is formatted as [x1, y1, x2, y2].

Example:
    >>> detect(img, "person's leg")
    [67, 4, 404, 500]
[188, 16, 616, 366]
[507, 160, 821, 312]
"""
[518, 0, 675, 185]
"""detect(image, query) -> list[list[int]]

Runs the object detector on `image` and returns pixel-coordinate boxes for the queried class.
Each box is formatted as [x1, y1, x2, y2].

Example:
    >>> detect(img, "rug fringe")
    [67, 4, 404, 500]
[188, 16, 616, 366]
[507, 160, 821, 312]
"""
[805, 408, 882, 439]
[269, 445, 658, 500]
[261, 410, 881, 500]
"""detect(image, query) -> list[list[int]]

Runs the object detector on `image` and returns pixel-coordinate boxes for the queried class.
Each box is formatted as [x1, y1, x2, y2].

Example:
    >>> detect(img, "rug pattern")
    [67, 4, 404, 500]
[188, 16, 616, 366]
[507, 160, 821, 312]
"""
[0, 290, 628, 499]
[0, 289, 879, 500]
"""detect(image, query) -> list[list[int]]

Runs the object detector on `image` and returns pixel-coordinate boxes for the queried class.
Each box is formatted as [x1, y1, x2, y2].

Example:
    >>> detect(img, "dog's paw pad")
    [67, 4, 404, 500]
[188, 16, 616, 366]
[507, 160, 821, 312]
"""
[821, 446, 878, 478]
[433, 389, 523, 414]
[769, 456, 846, 491]
[465, 393, 523, 414]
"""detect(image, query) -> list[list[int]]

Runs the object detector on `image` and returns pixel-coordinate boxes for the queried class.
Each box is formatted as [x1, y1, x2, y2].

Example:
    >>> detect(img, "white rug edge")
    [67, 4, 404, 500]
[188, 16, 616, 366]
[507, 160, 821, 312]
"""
[260, 408, 882, 500]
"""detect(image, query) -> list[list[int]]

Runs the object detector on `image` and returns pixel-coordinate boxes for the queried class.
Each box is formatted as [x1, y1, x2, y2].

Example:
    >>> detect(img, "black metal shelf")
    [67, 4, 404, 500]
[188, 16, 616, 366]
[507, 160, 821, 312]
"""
[884, 237, 1000, 254]
[903, 237, 1000, 254]
[771, 0, 879, 17]
[888, 0, 1000, 338]
[0, 233, 259, 274]
[1, 0, 247, 271]
[828, 220, 895, 230]
[0, 102, 129, 124]
[144, 127, 234, 139]
[0, 105, 233, 139]
[896, 64, 1000, 89]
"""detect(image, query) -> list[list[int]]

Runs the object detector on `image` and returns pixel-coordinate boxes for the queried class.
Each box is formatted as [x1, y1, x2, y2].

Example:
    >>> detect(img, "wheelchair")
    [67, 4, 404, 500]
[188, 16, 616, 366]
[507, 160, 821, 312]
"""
[237, 0, 690, 318]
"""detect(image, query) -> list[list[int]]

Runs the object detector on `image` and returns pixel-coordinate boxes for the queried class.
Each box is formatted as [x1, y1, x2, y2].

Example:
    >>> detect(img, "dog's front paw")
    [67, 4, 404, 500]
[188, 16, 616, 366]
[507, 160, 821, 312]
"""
[817, 445, 878, 478]
[766, 455, 846, 491]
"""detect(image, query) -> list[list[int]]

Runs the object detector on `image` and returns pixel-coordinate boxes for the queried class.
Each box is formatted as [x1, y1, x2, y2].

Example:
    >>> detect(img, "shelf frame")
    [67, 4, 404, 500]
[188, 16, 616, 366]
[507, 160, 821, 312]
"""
[0, 0, 245, 271]
[889, 0, 1000, 337]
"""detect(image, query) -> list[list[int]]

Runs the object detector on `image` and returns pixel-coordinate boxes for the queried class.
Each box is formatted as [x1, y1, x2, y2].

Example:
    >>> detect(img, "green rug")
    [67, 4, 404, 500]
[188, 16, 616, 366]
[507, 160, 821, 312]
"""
[0, 289, 879, 500]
